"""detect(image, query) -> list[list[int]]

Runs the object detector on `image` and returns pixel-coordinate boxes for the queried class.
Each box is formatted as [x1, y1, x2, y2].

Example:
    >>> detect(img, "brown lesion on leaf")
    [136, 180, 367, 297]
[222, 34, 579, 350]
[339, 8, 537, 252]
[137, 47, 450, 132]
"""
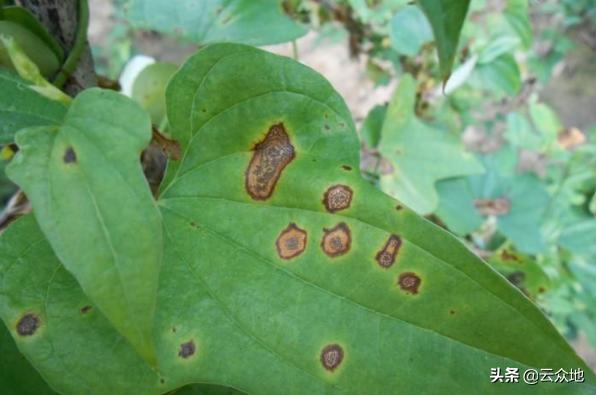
[245, 123, 295, 200]
[323, 185, 353, 213]
[178, 339, 196, 359]
[321, 223, 351, 257]
[397, 272, 421, 295]
[320, 344, 344, 371]
[474, 197, 511, 216]
[500, 249, 520, 262]
[341, 165, 352, 171]
[375, 235, 402, 268]
[506, 271, 525, 287]
[16, 313, 40, 336]
[63, 147, 77, 164]
[80, 305, 92, 314]
[395, 204, 403, 211]
[276, 223, 307, 259]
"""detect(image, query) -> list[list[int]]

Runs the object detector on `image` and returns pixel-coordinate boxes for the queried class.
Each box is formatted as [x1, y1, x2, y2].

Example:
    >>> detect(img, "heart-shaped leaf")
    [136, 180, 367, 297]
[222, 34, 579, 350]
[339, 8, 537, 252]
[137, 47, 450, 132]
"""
[6, 89, 162, 364]
[1, 44, 594, 394]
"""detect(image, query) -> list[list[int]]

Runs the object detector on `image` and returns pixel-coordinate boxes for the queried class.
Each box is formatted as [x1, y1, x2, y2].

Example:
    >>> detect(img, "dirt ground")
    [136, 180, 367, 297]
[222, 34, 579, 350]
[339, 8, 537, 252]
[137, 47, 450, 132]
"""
[87, 0, 596, 369]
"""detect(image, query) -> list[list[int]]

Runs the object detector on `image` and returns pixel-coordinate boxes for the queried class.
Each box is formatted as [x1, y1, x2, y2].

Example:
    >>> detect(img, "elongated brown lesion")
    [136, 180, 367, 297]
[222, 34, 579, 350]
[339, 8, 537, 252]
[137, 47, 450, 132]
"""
[276, 223, 307, 259]
[245, 123, 295, 200]
[375, 235, 401, 268]
[321, 222, 351, 257]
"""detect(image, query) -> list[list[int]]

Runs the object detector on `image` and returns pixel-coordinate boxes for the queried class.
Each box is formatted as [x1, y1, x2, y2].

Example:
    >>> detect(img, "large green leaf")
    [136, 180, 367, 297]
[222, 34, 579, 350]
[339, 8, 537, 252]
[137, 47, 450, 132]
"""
[6, 89, 162, 364]
[418, 0, 471, 80]
[378, 74, 483, 214]
[1, 44, 594, 394]
[0, 69, 67, 143]
[126, 0, 307, 46]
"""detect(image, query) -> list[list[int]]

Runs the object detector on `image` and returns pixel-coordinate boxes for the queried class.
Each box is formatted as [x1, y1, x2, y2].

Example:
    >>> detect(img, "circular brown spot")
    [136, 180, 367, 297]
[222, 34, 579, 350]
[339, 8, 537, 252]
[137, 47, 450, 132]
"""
[341, 165, 352, 171]
[80, 305, 92, 314]
[276, 223, 307, 259]
[178, 340, 196, 359]
[375, 235, 402, 268]
[321, 223, 351, 257]
[449, 309, 456, 315]
[323, 185, 353, 213]
[398, 272, 421, 295]
[16, 313, 40, 336]
[395, 204, 403, 211]
[320, 344, 344, 371]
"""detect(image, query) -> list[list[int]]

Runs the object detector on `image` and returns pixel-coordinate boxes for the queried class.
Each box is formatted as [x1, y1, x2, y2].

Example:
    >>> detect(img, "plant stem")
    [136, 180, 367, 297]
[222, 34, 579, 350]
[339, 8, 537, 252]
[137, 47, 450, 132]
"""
[52, 0, 88, 88]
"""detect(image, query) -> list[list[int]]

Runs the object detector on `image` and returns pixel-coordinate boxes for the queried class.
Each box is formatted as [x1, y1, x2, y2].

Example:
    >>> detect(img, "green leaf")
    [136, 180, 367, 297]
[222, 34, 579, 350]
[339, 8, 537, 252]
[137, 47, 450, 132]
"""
[389, 5, 433, 56]
[0, 320, 57, 394]
[418, 0, 471, 80]
[1, 44, 594, 394]
[488, 248, 550, 300]
[6, 89, 162, 365]
[505, 0, 532, 48]
[126, 0, 307, 46]
[0, 20, 60, 77]
[378, 74, 483, 214]
[0, 36, 71, 104]
[436, 150, 549, 254]
[360, 104, 387, 148]
[0, 5, 64, 61]
[132, 62, 178, 125]
[470, 53, 521, 95]
[0, 69, 67, 143]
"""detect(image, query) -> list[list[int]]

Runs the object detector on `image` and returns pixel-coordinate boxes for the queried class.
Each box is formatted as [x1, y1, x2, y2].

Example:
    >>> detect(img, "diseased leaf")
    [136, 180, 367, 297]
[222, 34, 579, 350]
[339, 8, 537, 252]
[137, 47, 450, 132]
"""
[378, 74, 483, 214]
[0, 69, 67, 143]
[436, 150, 550, 254]
[126, 0, 307, 46]
[0, 320, 57, 394]
[418, 0, 471, 80]
[488, 248, 551, 300]
[1, 45, 594, 395]
[6, 89, 162, 364]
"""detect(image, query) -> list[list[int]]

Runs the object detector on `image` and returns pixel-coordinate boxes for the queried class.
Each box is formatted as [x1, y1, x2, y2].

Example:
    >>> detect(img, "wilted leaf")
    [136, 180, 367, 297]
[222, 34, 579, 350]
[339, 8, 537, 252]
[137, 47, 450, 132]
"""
[126, 0, 307, 46]
[0, 69, 67, 143]
[378, 74, 483, 214]
[1, 44, 594, 394]
[7, 89, 162, 364]
[418, 0, 471, 80]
